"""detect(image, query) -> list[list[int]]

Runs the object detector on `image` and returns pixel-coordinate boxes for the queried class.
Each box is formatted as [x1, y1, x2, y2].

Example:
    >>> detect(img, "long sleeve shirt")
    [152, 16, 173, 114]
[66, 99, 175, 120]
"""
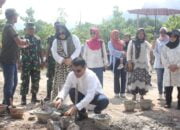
[127, 40, 152, 70]
[161, 43, 180, 86]
[57, 68, 104, 111]
[83, 41, 108, 68]
[51, 35, 81, 64]
[153, 39, 169, 69]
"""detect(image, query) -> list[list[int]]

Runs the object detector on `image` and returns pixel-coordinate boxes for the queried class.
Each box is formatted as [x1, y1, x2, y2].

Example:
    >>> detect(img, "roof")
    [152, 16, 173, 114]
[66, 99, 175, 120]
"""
[128, 8, 180, 16]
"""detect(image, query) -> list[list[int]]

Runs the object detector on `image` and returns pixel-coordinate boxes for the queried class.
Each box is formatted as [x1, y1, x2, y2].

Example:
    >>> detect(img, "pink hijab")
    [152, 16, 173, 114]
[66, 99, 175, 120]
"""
[87, 27, 102, 50]
[110, 30, 124, 51]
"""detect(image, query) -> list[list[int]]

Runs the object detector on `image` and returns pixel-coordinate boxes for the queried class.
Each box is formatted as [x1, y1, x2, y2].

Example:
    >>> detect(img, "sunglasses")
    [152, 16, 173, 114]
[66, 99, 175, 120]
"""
[73, 69, 82, 73]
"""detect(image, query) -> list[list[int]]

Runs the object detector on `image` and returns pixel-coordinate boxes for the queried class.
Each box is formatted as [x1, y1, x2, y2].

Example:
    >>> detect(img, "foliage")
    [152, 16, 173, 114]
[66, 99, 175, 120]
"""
[35, 20, 54, 48]
[72, 6, 163, 44]
[72, 22, 94, 44]
[99, 6, 126, 43]
[20, 7, 35, 23]
[1, 6, 167, 49]
[20, 8, 54, 49]
[164, 16, 180, 31]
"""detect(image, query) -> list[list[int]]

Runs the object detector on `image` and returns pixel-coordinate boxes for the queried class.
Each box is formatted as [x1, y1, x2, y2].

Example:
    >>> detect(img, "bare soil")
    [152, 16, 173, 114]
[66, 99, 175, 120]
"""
[0, 70, 180, 130]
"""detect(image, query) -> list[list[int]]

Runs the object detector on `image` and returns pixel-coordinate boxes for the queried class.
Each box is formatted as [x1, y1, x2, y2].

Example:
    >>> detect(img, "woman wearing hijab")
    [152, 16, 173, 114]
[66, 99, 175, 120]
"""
[51, 23, 81, 100]
[108, 30, 126, 98]
[152, 27, 169, 100]
[161, 30, 180, 109]
[83, 27, 108, 86]
[127, 28, 152, 100]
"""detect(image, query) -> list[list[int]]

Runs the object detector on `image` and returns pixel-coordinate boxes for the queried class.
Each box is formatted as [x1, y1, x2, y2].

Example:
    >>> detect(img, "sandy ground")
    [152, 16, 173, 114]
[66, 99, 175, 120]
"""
[0, 70, 180, 130]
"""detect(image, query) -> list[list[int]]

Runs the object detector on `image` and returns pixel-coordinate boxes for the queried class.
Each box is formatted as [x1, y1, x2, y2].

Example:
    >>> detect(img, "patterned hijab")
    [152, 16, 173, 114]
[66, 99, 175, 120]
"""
[110, 30, 124, 51]
[87, 27, 102, 50]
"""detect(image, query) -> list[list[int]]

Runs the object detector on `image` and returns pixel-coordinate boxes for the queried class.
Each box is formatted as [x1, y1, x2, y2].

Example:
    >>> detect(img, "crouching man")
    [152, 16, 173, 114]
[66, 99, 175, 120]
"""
[53, 57, 109, 121]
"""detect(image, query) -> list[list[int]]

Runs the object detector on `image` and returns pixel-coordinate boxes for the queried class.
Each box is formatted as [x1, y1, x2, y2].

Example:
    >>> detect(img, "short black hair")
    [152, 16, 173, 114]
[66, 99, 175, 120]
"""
[72, 57, 86, 68]
[5, 8, 18, 20]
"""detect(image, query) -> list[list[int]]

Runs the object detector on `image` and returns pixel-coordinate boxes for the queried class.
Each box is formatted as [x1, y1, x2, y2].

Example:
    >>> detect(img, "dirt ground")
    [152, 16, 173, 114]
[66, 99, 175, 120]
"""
[0, 70, 180, 130]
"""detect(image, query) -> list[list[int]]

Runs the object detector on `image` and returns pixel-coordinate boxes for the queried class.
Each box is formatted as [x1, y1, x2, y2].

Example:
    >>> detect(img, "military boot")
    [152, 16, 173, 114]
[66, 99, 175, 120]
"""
[31, 93, 40, 103]
[21, 96, 26, 105]
[177, 101, 180, 110]
[44, 92, 51, 101]
[177, 92, 180, 110]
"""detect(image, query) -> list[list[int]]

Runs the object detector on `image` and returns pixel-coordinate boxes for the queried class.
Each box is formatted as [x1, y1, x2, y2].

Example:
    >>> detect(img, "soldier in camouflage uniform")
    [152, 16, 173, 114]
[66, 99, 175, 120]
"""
[44, 22, 61, 101]
[20, 23, 43, 105]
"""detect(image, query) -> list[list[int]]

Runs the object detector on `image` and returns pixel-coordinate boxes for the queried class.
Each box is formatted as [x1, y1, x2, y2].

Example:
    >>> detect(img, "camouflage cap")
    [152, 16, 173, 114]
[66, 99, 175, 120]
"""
[25, 22, 35, 29]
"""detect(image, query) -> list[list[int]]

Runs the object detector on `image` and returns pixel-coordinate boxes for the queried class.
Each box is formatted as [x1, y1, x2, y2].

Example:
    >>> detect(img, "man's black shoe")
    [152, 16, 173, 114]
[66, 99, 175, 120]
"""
[31, 93, 40, 103]
[76, 112, 88, 121]
[21, 96, 26, 105]
[177, 102, 180, 110]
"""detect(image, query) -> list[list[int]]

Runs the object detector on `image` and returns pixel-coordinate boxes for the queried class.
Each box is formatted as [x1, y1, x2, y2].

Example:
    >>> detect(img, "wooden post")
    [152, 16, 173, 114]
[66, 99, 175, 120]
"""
[154, 15, 157, 35]
[137, 14, 139, 29]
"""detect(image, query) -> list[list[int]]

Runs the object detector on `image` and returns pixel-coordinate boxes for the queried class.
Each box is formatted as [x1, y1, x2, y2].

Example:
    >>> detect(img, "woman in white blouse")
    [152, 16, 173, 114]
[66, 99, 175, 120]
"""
[152, 27, 169, 100]
[83, 27, 108, 86]
[51, 23, 81, 100]
[161, 30, 180, 109]
[127, 28, 152, 100]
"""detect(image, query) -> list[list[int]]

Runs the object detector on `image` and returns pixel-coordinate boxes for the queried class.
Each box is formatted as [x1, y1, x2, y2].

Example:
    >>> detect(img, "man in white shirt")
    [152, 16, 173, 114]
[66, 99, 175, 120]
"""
[50, 23, 81, 100]
[53, 57, 109, 121]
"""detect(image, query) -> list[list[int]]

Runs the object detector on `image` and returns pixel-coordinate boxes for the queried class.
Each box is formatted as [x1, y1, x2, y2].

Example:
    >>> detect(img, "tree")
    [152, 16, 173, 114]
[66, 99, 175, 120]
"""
[164, 16, 180, 31]
[35, 20, 54, 48]
[72, 22, 94, 44]
[111, 6, 126, 30]
[99, 6, 127, 43]
[72, 6, 163, 44]
[56, 8, 67, 24]
[21, 7, 35, 23]
[21, 8, 54, 49]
